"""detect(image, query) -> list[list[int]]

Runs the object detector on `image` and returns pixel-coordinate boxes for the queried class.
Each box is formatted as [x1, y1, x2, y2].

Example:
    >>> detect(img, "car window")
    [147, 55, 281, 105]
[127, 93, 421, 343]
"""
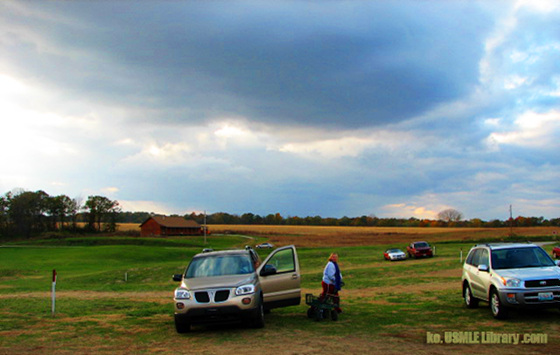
[534, 247, 555, 266]
[491, 247, 556, 269]
[479, 249, 489, 266]
[414, 242, 429, 248]
[265, 248, 296, 274]
[465, 249, 475, 265]
[467, 249, 481, 267]
[186, 254, 255, 278]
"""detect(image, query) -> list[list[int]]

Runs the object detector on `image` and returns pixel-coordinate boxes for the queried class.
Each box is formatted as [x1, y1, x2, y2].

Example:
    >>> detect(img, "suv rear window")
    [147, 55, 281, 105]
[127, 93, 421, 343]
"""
[186, 254, 255, 278]
[491, 247, 555, 270]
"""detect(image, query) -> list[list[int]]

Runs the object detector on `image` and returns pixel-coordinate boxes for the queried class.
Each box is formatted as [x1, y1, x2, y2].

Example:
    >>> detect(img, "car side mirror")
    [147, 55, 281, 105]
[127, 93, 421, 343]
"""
[478, 264, 489, 272]
[556, 260, 560, 267]
[172, 274, 183, 282]
[260, 264, 277, 277]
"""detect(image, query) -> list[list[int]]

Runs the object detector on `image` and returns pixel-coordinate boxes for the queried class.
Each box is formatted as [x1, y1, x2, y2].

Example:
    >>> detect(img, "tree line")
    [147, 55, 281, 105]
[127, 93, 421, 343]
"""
[2, 189, 559, 239]
[0, 189, 120, 238]
[182, 211, 560, 228]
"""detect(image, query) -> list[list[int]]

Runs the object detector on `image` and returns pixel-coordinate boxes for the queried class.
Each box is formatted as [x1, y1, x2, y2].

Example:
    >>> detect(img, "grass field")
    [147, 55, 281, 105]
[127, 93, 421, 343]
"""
[2, 226, 560, 354]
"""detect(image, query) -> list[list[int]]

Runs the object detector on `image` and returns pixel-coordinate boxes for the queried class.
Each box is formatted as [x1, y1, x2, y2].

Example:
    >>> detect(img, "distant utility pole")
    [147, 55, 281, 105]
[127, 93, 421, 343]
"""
[204, 210, 207, 245]
[509, 204, 514, 237]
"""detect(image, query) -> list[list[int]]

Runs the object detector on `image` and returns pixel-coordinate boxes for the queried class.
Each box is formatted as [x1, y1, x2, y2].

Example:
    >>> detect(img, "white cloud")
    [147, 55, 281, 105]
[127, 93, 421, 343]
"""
[515, 0, 560, 13]
[480, 13, 518, 85]
[145, 142, 191, 161]
[214, 124, 246, 138]
[381, 203, 440, 220]
[504, 75, 530, 89]
[484, 118, 501, 127]
[276, 130, 418, 159]
[101, 187, 119, 195]
[473, 172, 508, 185]
[278, 136, 373, 159]
[0, 75, 81, 180]
[488, 110, 560, 147]
[119, 200, 176, 215]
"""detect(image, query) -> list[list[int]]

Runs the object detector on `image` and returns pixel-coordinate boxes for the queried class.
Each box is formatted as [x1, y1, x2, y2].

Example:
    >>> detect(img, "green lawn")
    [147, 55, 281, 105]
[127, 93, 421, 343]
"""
[1, 236, 559, 354]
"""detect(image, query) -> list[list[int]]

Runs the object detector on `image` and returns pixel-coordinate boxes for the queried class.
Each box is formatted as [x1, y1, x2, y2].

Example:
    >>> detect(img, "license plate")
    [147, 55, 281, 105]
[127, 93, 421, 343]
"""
[538, 292, 554, 301]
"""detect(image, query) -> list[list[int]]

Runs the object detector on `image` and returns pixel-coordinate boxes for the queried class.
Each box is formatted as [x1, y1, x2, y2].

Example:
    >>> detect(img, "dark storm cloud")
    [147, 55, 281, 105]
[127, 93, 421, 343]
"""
[2, 1, 494, 128]
[4, 1, 559, 220]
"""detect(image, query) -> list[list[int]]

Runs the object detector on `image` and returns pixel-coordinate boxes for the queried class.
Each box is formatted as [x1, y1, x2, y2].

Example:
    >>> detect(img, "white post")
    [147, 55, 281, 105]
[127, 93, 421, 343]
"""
[125, 272, 128, 282]
[460, 249, 463, 263]
[51, 269, 57, 317]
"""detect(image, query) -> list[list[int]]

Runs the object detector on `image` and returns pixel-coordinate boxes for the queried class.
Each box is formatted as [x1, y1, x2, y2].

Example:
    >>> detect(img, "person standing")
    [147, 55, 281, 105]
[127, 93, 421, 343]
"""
[321, 252, 343, 313]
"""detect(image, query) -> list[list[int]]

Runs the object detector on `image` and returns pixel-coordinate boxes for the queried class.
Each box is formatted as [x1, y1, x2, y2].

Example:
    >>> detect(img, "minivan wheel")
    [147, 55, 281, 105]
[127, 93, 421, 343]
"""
[464, 284, 479, 308]
[174, 314, 191, 333]
[252, 298, 265, 328]
[490, 289, 508, 319]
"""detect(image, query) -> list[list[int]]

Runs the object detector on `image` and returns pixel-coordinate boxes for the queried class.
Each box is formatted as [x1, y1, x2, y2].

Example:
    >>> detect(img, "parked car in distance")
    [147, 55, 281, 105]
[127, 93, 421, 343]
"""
[256, 242, 274, 249]
[173, 245, 300, 332]
[552, 245, 560, 258]
[406, 241, 433, 258]
[383, 248, 407, 261]
[462, 243, 560, 319]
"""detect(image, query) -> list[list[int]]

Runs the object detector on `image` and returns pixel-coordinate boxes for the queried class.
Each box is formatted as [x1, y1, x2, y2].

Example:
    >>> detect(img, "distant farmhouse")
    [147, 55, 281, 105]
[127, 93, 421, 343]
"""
[140, 215, 204, 237]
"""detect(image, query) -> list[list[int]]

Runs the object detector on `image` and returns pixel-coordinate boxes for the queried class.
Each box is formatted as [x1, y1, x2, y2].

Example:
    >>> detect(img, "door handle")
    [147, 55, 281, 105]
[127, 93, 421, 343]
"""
[291, 274, 298, 280]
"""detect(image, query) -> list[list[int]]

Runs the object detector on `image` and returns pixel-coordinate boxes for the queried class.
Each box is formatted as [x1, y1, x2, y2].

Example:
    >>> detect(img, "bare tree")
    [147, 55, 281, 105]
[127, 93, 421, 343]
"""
[437, 208, 463, 222]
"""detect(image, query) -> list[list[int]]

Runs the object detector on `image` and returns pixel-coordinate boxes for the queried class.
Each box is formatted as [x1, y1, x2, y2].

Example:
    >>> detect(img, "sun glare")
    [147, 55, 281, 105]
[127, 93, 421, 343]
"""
[214, 124, 246, 138]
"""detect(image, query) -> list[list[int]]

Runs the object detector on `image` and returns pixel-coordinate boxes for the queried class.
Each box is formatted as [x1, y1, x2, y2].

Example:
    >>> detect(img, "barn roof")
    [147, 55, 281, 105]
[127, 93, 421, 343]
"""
[140, 215, 201, 228]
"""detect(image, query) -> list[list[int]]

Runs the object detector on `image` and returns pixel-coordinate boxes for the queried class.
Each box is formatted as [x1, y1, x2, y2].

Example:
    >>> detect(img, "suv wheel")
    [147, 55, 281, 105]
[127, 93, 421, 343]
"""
[490, 289, 508, 319]
[464, 284, 479, 308]
[174, 314, 191, 333]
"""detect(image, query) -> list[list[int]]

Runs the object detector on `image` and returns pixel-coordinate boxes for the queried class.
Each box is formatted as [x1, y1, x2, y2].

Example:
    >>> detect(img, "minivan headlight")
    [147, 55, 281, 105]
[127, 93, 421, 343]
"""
[175, 288, 191, 299]
[235, 284, 255, 296]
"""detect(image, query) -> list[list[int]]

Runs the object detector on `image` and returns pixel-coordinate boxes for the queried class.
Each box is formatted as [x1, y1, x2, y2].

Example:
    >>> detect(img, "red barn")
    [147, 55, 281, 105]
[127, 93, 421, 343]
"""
[140, 216, 204, 237]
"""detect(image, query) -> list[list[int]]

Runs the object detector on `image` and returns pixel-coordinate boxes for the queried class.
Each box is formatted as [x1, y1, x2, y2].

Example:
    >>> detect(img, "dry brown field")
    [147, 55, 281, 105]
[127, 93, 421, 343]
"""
[119, 223, 560, 247]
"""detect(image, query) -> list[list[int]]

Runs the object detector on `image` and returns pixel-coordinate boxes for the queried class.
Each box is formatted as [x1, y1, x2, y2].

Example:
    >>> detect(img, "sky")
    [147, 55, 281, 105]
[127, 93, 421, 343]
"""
[0, 1, 559, 221]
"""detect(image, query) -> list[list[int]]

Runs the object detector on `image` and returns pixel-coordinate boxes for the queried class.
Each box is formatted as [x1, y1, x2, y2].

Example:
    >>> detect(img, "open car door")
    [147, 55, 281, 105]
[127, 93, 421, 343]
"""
[257, 245, 301, 310]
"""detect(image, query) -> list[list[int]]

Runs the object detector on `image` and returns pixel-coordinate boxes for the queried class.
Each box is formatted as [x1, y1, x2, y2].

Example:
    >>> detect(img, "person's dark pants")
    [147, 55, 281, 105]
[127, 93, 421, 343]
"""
[320, 281, 342, 313]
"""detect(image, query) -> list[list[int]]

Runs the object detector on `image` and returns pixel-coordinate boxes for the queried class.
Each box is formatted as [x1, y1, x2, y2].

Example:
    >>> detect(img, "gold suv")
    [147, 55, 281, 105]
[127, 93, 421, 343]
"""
[173, 245, 301, 332]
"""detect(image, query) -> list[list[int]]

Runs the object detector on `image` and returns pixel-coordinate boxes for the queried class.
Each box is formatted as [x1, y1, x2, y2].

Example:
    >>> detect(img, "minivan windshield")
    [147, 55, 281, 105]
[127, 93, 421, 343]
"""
[491, 247, 556, 270]
[186, 254, 255, 278]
